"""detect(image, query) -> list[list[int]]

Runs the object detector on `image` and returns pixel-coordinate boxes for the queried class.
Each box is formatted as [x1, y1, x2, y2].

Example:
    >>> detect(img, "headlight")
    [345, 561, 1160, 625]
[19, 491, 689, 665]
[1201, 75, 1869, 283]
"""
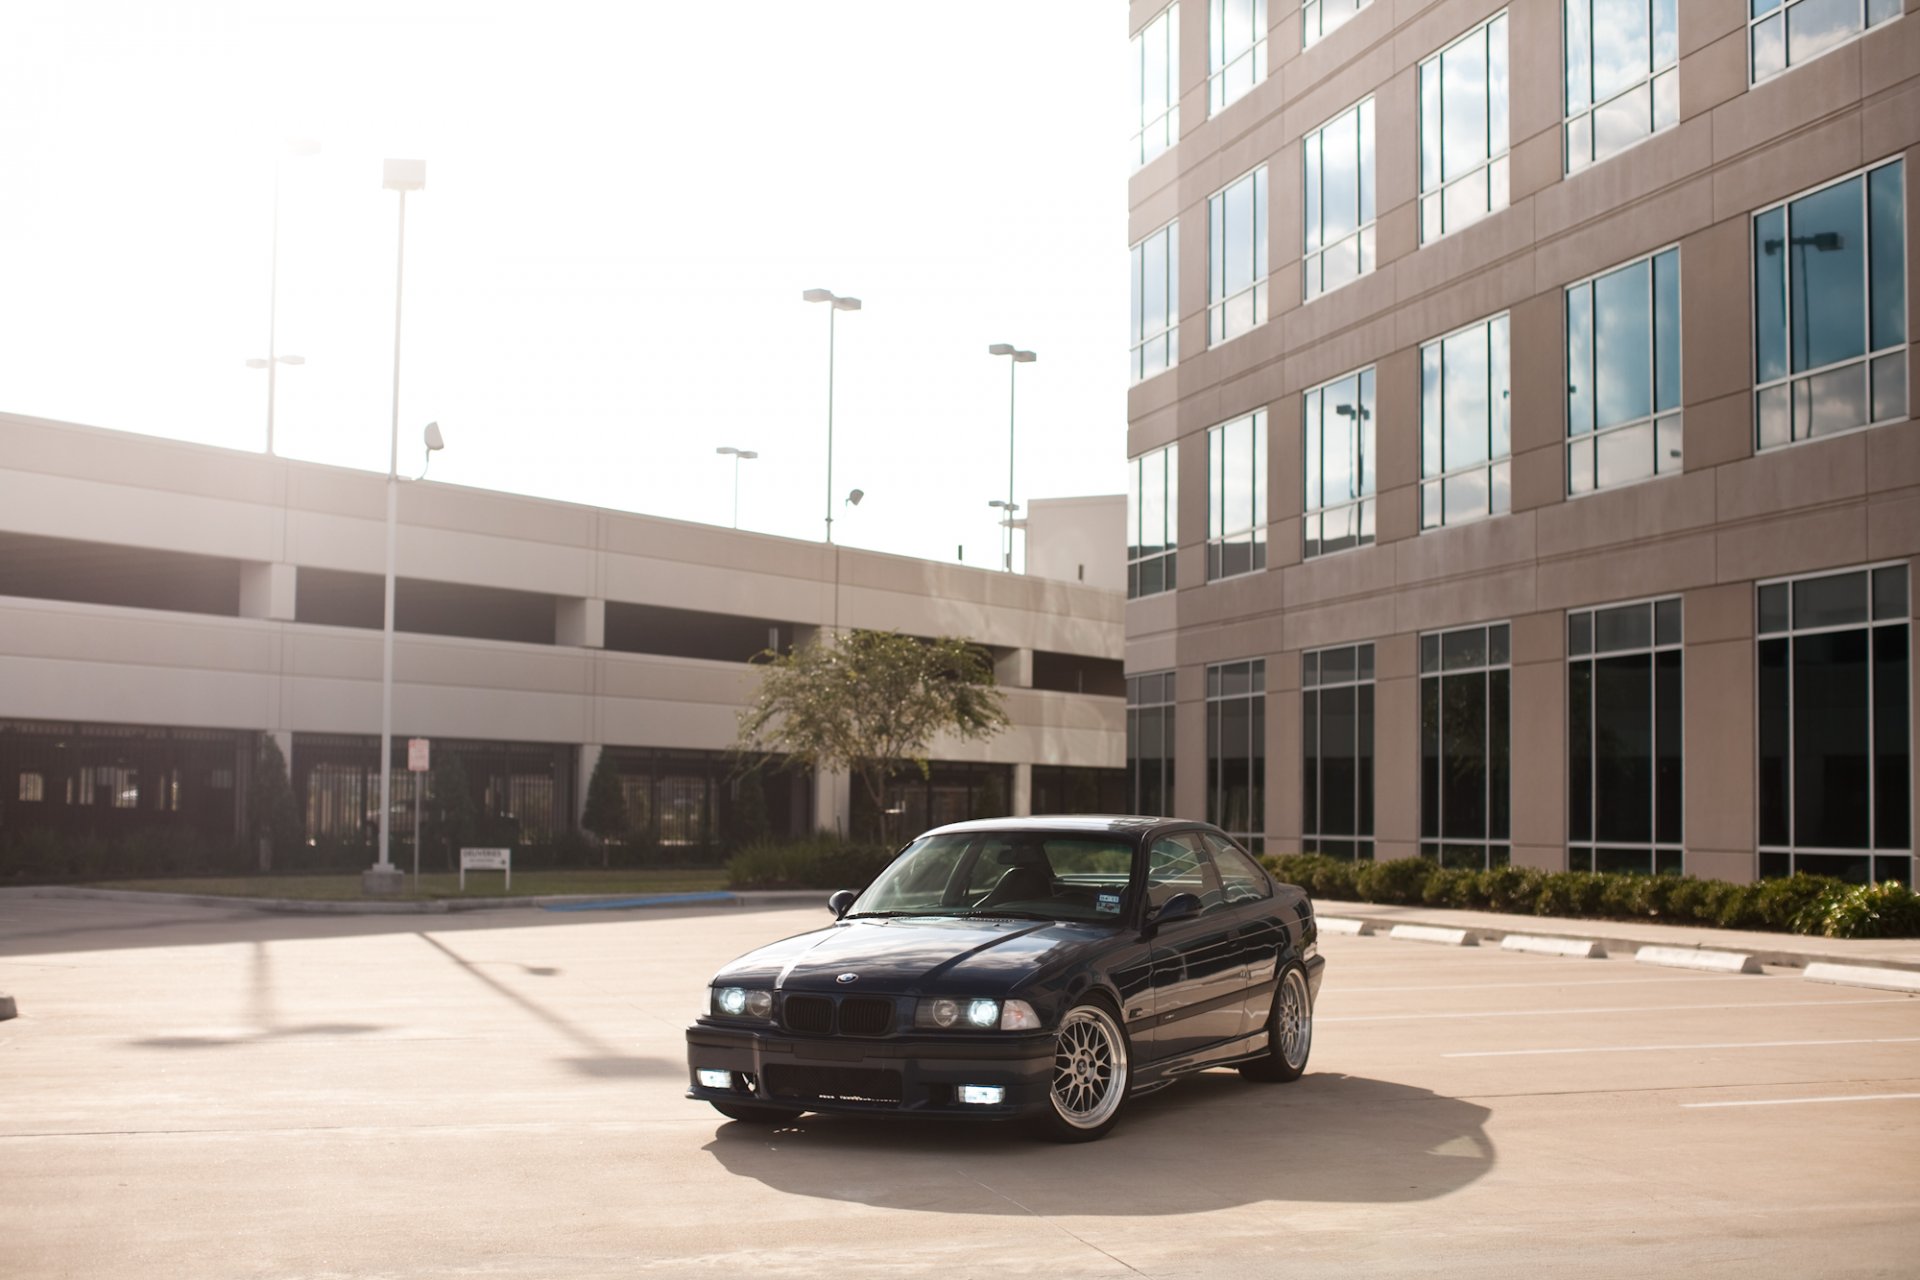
[712, 986, 773, 1019]
[914, 997, 1040, 1031]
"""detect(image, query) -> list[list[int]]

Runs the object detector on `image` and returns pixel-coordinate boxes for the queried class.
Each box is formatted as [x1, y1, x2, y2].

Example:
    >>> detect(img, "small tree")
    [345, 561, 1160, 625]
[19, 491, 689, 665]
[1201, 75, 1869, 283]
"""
[735, 630, 1009, 846]
[729, 768, 773, 849]
[248, 736, 301, 872]
[428, 754, 478, 872]
[581, 750, 629, 868]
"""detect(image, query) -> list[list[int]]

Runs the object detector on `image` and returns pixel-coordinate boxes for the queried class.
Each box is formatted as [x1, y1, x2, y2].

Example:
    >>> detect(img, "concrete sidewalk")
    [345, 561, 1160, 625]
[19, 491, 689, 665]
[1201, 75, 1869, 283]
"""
[0, 884, 828, 916]
[1311, 896, 1920, 972]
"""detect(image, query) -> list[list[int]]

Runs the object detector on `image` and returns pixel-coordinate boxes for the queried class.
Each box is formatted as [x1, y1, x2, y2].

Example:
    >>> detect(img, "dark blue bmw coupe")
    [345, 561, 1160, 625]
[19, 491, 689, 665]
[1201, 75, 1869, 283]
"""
[685, 816, 1324, 1141]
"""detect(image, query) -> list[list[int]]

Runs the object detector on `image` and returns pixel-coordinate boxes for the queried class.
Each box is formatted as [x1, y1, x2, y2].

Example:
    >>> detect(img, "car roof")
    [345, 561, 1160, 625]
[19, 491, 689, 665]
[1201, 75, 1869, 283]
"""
[915, 815, 1209, 840]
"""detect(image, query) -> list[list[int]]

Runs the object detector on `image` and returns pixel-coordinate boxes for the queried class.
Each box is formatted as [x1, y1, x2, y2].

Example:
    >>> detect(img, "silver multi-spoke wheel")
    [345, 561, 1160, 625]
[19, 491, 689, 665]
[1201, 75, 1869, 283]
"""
[1047, 1003, 1129, 1135]
[1277, 965, 1312, 1070]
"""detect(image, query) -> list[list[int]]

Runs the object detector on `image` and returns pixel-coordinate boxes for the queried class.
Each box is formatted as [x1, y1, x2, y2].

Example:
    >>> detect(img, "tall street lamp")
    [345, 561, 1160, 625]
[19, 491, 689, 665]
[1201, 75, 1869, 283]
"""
[251, 137, 320, 455]
[803, 288, 861, 543]
[987, 343, 1036, 571]
[715, 445, 758, 528]
[369, 157, 426, 897]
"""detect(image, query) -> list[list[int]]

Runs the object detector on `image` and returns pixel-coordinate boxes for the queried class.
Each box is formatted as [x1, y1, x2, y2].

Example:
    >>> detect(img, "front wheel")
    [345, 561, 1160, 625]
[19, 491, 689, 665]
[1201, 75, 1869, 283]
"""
[710, 1100, 803, 1125]
[1032, 1000, 1131, 1143]
[1240, 962, 1313, 1083]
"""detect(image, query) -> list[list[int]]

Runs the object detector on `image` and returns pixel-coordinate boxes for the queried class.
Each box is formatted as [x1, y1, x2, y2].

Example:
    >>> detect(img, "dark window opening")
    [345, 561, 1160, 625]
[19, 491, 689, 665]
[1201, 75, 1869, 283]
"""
[1032, 651, 1125, 697]
[295, 569, 557, 645]
[604, 602, 793, 664]
[0, 530, 241, 617]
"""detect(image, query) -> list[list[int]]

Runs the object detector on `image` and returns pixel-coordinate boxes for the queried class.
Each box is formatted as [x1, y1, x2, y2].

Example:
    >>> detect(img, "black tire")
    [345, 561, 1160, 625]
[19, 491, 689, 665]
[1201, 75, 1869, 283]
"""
[1032, 998, 1132, 1143]
[1240, 962, 1313, 1083]
[710, 1100, 803, 1125]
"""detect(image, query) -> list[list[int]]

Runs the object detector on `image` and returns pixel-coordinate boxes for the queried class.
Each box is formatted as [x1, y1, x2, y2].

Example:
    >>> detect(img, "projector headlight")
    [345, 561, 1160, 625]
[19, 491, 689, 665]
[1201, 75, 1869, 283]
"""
[711, 986, 773, 1019]
[914, 997, 1040, 1031]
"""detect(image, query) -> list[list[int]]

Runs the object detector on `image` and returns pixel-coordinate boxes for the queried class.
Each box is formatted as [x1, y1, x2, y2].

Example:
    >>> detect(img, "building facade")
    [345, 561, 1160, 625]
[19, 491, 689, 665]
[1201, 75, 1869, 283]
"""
[1126, 0, 1919, 883]
[0, 413, 1124, 868]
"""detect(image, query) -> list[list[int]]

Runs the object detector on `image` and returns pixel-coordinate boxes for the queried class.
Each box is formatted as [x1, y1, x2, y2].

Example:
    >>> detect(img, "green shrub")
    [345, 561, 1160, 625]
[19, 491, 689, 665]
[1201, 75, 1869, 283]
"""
[1474, 866, 1541, 913]
[1422, 866, 1477, 907]
[1265, 853, 1363, 900]
[1664, 876, 1711, 923]
[1356, 857, 1436, 905]
[1534, 872, 1607, 918]
[1751, 873, 1844, 930]
[1796, 881, 1920, 939]
[726, 831, 897, 891]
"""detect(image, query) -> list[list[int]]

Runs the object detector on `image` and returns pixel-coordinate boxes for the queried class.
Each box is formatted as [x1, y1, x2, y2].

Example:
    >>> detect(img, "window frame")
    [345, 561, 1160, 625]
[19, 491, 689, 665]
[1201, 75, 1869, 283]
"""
[1752, 156, 1909, 453]
[1420, 622, 1513, 871]
[1128, 672, 1178, 817]
[1749, 0, 1903, 88]
[1303, 365, 1376, 560]
[1566, 244, 1684, 497]
[1302, 0, 1372, 49]
[1567, 595, 1685, 876]
[1563, 0, 1679, 176]
[1131, 219, 1181, 384]
[1132, 3, 1182, 171]
[1128, 444, 1180, 599]
[1207, 409, 1268, 582]
[1302, 96, 1377, 302]
[1755, 562, 1913, 884]
[1206, 658, 1267, 851]
[1208, 0, 1269, 117]
[1420, 311, 1513, 532]
[1208, 166, 1270, 347]
[1418, 10, 1510, 244]
[1302, 643, 1375, 862]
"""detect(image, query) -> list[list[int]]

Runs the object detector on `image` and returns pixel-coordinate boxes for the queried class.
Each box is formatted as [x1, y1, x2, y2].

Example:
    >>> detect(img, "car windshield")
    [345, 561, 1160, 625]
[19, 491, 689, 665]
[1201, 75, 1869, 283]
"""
[848, 832, 1137, 924]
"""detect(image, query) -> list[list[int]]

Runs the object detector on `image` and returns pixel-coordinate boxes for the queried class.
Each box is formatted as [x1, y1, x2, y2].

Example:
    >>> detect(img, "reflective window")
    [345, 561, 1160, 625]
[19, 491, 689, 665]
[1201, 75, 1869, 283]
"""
[1128, 445, 1180, 599]
[1208, 410, 1267, 580]
[1565, 0, 1677, 174]
[1303, 367, 1375, 558]
[1419, 12, 1509, 242]
[1209, 0, 1268, 116]
[1567, 247, 1682, 494]
[1148, 832, 1220, 909]
[1758, 565, 1911, 885]
[1750, 0, 1902, 86]
[1303, 98, 1376, 301]
[1207, 659, 1266, 851]
[1569, 599, 1683, 875]
[1128, 672, 1178, 816]
[1303, 0, 1371, 48]
[1303, 644, 1374, 862]
[1421, 624, 1511, 870]
[1132, 5, 1181, 169]
[1755, 158, 1908, 450]
[1209, 166, 1269, 345]
[1131, 221, 1180, 383]
[1420, 314, 1511, 530]
[1204, 832, 1273, 903]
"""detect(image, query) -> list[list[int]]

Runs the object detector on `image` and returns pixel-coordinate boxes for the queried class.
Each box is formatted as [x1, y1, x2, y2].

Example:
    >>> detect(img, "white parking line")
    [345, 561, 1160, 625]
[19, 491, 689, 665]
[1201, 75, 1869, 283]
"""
[1338, 975, 1759, 994]
[1445, 1036, 1920, 1058]
[1683, 1094, 1920, 1109]
[1321, 996, 1919, 1024]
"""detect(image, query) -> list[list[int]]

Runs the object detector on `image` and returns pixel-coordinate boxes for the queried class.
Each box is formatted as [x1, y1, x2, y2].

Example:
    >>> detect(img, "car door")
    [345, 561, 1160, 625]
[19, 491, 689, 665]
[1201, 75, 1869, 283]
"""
[1203, 832, 1287, 1039]
[1139, 832, 1245, 1063]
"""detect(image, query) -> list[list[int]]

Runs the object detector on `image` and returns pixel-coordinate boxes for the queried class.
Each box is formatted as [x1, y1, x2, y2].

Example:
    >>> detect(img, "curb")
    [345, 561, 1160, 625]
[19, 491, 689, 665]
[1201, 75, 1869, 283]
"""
[1635, 945, 1763, 974]
[4, 885, 828, 917]
[1502, 934, 1606, 959]
[1389, 924, 1476, 947]
[0, 993, 15, 1021]
[1803, 962, 1920, 993]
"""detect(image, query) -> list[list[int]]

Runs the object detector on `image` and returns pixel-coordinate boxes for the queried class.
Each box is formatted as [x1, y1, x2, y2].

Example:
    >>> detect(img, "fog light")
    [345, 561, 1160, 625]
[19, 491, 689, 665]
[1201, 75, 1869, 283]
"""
[697, 1069, 733, 1090]
[958, 1085, 1005, 1105]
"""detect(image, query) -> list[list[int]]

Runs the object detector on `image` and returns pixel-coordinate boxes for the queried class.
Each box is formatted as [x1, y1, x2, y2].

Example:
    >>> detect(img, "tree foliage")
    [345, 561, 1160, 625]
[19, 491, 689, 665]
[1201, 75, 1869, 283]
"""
[581, 750, 629, 865]
[248, 736, 301, 870]
[734, 630, 1009, 843]
[428, 754, 478, 872]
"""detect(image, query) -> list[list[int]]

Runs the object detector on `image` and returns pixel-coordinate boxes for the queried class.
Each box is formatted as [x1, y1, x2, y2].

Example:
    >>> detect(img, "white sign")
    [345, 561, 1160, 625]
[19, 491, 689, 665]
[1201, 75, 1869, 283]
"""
[408, 737, 430, 773]
[459, 846, 511, 891]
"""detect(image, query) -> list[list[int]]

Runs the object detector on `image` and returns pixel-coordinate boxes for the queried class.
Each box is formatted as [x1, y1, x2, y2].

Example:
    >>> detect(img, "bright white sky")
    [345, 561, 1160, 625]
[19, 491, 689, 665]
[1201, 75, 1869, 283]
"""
[0, 1, 1128, 570]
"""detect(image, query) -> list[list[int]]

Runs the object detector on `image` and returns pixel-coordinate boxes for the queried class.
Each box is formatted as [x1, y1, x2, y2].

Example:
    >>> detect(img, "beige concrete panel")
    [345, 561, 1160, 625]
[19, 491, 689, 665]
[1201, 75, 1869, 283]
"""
[1505, 0, 1561, 144]
[1355, 65, 1416, 212]
[1713, 40, 1863, 163]
[1176, 614, 1287, 669]
[593, 653, 763, 707]
[400, 523, 596, 598]
[600, 516, 824, 581]
[1128, 400, 1184, 458]
[1391, 253, 1536, 355]
[1176, 542, 1209, 593]
[1126, 591, 1181, 646]
[1684, 636, 1755, 858]
[1372, 346, 1422, 491]
[1687, 848, 1756, 884]
[1511, 844, 1566, 872]
[281, 628, 595, 697]
[0, 598, 277, 674]
[1869, 424, 1920, 494]
[239, 562, 297, 622]
[1282, 592, 1400, 652]
[1680, 31, 1751, 120]
[1715, 432, 1868, 525]
[1863, 8, 1920, 96]
[1375, 201, 1421, 273]
[1373, 671, 1420, 844]
[1535, 470, 1718, 560]
[1126, 631, 1180, 677]
[1686, 581, 1754, 645]
[1511, 609, 1563, 662]
[1128, 181, 1185, 247]
[1272, 516, 1306, 570]
[1682, 220, 1757, 403]
[0, 413, 283, 509]
[1392, 201, 1536, 305]
[1271, 684, 1301, 841]
[600, 551, 828, 630]
[1396, 563, 1538, 634]
[0, 469, 283, 564]
[1712, 111, 1862, 222]
[402, 482, 597, 550]
[1537, 531, 1717, 610]
[594, 697, 743, 754]
[1508, 132, 1560, 208]
[1508, 290, 1563, 454]
[1377, 484, 1420, 545]
[1374, 630, 1418, 681]
[1861, 81, 1920, 164]
[1868, 491, 1920, 561]
[0, 653, 278, 731]
[279, 672, 593, 744]
[1284, 310, 1399, 400]
[1282, 272, 1397, 366]
[1532, 171, 1715, 290]
[1175, 683, 1207, 818]
[1686, 390, 1755, 471]
[1394, 508, 1538, 585]
[1178, 431, 1210, 547]
[1716, 504, 1869, 583]
[1393, 0, 1510, 67]
[1511, 444, 1563, 515]
[1128, 363, 1190, 426]
[1286, 542, 1399, 608]
[1509, 657, 1565, 852]
[1178, 569, 1284, 631]
[1679, 0, 1745, 59]
[1286, 40, 1397, 141]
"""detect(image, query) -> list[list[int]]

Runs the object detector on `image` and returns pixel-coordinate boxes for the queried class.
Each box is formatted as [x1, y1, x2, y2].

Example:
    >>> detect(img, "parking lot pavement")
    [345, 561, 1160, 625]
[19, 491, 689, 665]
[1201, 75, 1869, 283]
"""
[2, 898, 1916, 1279]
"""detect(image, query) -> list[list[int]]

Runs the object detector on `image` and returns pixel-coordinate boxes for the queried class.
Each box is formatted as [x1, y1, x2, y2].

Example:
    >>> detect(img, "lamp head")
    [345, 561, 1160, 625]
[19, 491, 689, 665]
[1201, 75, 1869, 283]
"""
[1014, 350, 1037, 363]
[278, 355, 306, 366]
[738, 450, 759, 460]
[988, 343, 1015, 356]
[846, 488, 864, 507]
[802, 288, 833, 303]
[423, 421, 444, 452]
[382, 158, 426, 192]
[833, 296, 862, 311]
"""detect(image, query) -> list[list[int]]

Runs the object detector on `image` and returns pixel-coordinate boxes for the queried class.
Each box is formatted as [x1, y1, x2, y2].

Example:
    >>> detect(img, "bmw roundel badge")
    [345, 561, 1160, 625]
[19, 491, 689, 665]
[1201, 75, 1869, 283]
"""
[835, 972, 859, 984]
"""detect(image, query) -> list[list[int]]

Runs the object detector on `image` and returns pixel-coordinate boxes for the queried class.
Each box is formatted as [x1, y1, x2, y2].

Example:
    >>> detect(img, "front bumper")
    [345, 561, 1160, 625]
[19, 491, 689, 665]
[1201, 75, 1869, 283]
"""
[686, 1019, 1055, 1120]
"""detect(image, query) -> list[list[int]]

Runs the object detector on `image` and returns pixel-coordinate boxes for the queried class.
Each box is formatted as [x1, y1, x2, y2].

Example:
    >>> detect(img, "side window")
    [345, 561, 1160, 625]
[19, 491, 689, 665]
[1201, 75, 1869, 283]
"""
[1147, 833, 1223, 910]
[1205, 833, 1273, 904]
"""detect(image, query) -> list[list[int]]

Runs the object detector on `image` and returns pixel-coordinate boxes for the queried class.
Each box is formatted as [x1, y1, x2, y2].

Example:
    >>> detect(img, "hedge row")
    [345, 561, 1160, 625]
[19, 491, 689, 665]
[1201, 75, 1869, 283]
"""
[725, 833, 898, 891]
[1261, 852, 1920, 940]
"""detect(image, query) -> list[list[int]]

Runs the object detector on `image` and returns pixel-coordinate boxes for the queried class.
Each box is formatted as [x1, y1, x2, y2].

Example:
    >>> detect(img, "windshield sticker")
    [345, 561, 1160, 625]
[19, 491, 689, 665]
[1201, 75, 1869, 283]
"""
[1096, 893, 1122, 915]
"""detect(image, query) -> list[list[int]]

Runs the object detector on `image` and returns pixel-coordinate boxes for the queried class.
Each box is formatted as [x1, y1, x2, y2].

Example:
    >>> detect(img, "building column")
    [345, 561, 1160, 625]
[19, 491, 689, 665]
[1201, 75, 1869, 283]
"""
[239, 562, 297, 620]
[814, 768, 851, 838]
[556, 597, 605, 648]
[994, 647, 1033, 688]
[1011, 762, 1032, 817]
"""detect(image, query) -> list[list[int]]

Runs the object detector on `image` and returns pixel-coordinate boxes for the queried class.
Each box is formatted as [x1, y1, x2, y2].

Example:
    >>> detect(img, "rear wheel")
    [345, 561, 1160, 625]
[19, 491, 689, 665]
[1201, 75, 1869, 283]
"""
[709, 1100, 803, 1125]
[1033, 999, 1131, 1142]
[1240, 962, 1312, 1083]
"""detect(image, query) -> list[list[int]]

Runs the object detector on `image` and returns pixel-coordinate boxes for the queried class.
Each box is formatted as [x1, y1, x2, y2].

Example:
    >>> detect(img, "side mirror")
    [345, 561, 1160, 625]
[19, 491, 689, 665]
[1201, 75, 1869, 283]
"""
[827, 889, 858, 919]
[1148, 892, 1202, 931]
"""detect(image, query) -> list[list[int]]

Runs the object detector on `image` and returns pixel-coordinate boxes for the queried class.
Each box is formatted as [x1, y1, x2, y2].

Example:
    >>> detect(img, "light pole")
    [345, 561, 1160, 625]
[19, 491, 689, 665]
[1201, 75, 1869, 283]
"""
[251, 137, 319, 455]
[369, 157, 426, 897]
[988, 499, 1021, 570]
[987, 344, 1036, 571]
[715, 446, 758, 528]
[803, 289, 862, 543]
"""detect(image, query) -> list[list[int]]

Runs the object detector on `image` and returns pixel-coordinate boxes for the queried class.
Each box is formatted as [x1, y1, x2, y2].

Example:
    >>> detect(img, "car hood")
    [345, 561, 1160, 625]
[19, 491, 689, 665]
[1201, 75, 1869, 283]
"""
[711, 916, 1106, 994]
